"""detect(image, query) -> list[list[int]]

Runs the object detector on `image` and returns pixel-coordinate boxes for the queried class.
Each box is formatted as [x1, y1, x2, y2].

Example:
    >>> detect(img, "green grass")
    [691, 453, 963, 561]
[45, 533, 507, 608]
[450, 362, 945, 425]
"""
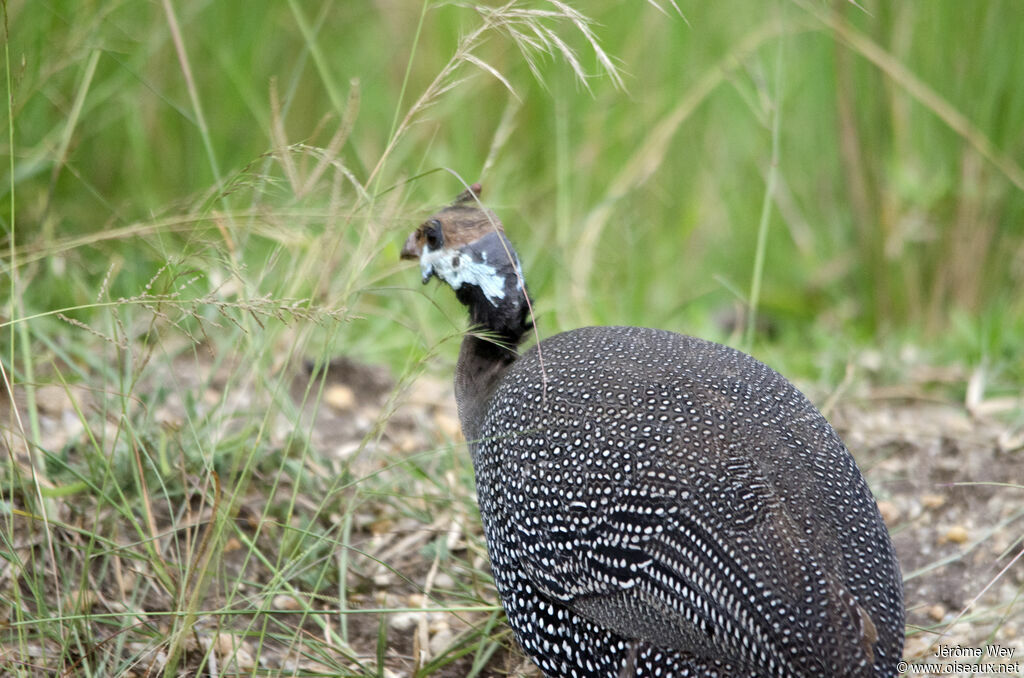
[2, 0, 1024, 675]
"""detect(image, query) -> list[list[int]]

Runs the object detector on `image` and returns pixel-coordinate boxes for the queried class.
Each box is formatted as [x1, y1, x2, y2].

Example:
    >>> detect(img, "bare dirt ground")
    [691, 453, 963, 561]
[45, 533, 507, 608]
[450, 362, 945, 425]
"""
[4, 352, 1022, 676]
[831, 399, 1024, 672]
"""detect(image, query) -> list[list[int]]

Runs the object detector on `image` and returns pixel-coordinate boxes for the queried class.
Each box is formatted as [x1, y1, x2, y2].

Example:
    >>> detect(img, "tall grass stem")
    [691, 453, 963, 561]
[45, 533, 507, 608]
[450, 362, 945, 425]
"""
[744, 28, 784, 352]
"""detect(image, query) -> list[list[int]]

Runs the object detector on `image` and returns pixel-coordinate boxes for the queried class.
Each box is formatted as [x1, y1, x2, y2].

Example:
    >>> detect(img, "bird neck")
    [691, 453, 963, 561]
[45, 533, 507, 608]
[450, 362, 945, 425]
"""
[437, 229, 532, 442]
[452, 275, 532, 348]
[454, 332, 520, 443]
[452, 272, 531, 442]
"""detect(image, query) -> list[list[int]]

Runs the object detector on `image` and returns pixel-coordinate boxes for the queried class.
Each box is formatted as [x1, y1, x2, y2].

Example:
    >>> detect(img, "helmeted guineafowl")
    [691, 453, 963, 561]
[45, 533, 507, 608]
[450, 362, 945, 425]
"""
[400, 184, 905, 678]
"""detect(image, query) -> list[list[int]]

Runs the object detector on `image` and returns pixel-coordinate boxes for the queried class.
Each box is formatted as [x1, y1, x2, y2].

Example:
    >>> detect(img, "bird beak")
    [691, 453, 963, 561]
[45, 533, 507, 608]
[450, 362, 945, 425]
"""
[400, 231, 421, 260]
[401, 230, 435, 284]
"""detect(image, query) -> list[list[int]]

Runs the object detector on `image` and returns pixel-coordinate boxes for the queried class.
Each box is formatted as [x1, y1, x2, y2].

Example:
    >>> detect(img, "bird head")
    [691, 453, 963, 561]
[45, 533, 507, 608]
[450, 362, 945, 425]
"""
[401, 183, 524, 308]
[401, 183, 530, 344]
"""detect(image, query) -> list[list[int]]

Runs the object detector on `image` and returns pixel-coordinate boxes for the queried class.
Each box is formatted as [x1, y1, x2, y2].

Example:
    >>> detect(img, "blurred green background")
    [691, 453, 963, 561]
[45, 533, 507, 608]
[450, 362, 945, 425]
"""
[4, 0, 1024, 383]
[3, 3, 1023, 673]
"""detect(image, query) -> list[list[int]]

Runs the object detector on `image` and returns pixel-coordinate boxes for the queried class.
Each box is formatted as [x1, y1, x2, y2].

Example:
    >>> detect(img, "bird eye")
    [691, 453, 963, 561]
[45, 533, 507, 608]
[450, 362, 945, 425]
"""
[425, 219, 444, 250]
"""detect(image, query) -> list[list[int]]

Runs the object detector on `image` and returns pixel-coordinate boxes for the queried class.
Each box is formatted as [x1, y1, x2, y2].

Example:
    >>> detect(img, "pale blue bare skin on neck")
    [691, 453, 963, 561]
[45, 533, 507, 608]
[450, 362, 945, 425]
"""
[420, 242, 521, 308]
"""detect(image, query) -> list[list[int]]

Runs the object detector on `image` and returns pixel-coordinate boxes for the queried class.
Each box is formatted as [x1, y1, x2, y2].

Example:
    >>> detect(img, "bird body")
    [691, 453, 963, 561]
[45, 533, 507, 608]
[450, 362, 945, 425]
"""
[401, 185, 904, 677]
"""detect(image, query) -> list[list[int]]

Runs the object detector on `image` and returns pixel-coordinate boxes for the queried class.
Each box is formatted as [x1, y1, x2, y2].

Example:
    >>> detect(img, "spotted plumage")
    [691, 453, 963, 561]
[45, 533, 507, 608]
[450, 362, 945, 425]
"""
[401, 186, 904, 678]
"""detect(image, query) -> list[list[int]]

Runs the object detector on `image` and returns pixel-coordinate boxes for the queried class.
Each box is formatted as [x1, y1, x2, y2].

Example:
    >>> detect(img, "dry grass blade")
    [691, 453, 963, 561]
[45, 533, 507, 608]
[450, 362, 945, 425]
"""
[161, 0, 224, 196]
[463, 54, 520, 101]
[482, 1, 625, 92]
[41, 48, 99, 228]
[300, 79, 361, 197]
[640, 0, 685, 20]
[482, 98, 522, 179]
[270, 78, 302, 195]
[547, 0, 624, 90]
[369, 1, 624, 186]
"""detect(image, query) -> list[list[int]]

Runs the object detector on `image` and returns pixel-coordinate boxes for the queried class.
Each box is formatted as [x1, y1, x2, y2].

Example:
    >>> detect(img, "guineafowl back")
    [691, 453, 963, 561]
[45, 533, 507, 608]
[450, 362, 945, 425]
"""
[470, 325, 904, 677]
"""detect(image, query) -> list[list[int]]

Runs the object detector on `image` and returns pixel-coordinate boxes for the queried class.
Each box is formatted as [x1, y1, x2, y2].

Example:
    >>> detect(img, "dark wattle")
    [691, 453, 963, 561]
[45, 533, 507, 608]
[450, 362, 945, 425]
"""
[452, 230, 532, 346]
[454, 282, 531, 346]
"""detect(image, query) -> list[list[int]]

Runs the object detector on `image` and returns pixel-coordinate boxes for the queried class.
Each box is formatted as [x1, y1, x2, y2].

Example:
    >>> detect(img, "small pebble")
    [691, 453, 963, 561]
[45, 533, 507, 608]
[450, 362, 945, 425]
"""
[213, 633, 255, 670]
[213, 633, 234, 654]
[942, 525, 969, 544]
[234, 645, 255, 670]
[389, 611, 421, 632]
[272, 594, 301, 610]
[432, 572, 455, 590]
[429, 625, 454, 654]
[434, 411, 462, 440]
[369, 518, 394, 536]
[326, 385, 356, 410]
